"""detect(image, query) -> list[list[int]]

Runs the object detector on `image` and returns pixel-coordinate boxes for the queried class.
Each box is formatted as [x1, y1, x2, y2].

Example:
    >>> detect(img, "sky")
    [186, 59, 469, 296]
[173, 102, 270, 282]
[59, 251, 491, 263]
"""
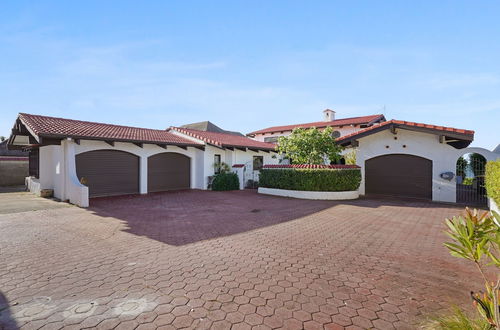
[0, 1, 499, 150]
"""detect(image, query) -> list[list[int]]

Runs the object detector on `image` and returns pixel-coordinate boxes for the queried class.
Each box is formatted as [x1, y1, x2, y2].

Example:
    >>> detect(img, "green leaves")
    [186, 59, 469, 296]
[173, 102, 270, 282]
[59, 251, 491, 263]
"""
[443, 208, 500, 329]
[444, 209, 498, 263]
[212, 172, 239, 191]
[259, 168, 361, 192]
[485, 160, 500, 207]
[277, 127, 343, 165]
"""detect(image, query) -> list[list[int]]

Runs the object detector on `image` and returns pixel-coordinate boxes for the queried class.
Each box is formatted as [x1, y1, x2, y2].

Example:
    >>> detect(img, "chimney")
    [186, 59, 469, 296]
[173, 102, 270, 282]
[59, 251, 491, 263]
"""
[323, 109, 336, 122]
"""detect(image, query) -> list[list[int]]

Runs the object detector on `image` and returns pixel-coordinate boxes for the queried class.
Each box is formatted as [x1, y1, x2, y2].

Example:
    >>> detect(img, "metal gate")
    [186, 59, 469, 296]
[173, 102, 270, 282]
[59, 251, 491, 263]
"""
[456, 153, 487, 207]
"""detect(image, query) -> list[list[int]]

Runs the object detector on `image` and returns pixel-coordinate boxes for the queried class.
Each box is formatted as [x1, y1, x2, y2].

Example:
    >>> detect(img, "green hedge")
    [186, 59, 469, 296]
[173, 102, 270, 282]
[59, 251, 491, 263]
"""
[485, 160, 500, 206]
[212, 172, 240, 191]
[259, 168, 361, 192]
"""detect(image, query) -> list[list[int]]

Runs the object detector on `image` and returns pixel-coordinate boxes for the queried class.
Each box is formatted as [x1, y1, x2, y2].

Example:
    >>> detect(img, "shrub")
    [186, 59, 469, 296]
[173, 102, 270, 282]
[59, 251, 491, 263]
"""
[486, 160, 500, 206]
[462, 177, 474, 185]
[212, 172, 239, 191]
[259, 168, 361, 191]
[423, 306, 491, 330]
[438, 208, 500, 329]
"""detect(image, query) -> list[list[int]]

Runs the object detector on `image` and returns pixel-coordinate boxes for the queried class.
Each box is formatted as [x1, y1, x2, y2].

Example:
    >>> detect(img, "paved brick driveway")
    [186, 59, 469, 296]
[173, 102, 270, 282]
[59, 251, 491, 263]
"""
[0, 190, 482, 329]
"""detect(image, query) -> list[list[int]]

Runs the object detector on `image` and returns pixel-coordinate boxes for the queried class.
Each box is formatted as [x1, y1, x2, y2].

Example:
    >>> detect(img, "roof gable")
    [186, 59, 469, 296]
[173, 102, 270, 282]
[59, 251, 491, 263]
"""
[10, 113, 203, 148]
[170, 127, 277, 151]
[337, 119, 474, 149]
[180, 121, 244, 136]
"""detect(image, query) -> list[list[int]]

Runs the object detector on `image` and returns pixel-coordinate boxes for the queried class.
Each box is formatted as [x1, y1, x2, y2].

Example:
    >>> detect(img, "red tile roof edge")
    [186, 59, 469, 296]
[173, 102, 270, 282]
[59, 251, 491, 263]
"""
[170, 127, 277, 150]
[17, 113, 203, 146]
[246, 114, 385, 136]
[262, 164, 360, 169]
[336, 119, 474, 142]
[232, 164, 245, 168]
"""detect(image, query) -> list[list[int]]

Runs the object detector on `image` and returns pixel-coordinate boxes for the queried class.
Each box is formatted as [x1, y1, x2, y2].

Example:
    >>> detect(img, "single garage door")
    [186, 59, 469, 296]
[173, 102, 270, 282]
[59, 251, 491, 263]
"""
[148, 152, 190, 193]
[76, 150, 139, 198]
[365, 154, 432, 199]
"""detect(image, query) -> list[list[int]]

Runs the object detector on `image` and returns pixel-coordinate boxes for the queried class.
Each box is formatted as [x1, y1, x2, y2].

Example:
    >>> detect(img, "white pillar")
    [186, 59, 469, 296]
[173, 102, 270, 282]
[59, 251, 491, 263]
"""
[140, 156, 148, 194]
[63, 139, 89, 207]
[232, 166, 245, 190]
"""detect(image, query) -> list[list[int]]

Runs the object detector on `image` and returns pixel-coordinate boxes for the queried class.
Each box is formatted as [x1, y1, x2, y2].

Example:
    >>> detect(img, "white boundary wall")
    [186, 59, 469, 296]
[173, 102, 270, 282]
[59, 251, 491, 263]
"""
[258, 187, 359, 200]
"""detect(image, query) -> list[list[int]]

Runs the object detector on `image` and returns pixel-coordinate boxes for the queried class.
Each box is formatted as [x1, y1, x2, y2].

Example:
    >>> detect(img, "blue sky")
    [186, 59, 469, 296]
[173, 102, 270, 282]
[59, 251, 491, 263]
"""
[0, 1, 499, 149]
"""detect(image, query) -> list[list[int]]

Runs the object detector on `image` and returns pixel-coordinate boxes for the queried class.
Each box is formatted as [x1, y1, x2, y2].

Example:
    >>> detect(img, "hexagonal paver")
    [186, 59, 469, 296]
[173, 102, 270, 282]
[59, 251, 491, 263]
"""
[0, 191, 483, 330]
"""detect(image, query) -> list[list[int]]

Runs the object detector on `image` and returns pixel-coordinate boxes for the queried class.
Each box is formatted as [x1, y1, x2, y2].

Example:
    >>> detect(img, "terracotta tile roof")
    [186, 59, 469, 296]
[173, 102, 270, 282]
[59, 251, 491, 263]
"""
[336, 119, 474, 143]
[170, 127, 277, 151]
[262, 164, 360, 169]
[246, 114, 385, 136]
[18, 113, 202, 146]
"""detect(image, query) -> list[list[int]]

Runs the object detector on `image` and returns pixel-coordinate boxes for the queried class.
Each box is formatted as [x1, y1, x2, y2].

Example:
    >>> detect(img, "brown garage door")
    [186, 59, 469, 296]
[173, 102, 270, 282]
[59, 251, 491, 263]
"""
[365, 154, 432, 199]
[148, 152, 190, 193]
[76, 150, 139, 198]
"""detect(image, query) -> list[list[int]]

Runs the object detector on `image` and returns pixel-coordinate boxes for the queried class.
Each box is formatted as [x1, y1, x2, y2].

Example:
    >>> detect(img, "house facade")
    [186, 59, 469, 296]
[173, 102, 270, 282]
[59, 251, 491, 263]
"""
[7, 113, 278, 207]
[336, 120, 499, 205]
[247, 109, 386, 143]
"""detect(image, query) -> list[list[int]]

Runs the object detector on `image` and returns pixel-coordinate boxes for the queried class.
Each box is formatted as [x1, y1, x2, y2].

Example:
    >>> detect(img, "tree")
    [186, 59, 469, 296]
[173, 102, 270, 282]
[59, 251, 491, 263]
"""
[277, 127, 343, 165]
[0, 136, 5, 142]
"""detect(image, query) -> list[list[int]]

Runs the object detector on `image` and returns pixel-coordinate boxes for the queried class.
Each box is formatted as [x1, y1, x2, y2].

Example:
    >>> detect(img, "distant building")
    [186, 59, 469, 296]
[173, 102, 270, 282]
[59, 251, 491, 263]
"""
[246, 109, 386, 143]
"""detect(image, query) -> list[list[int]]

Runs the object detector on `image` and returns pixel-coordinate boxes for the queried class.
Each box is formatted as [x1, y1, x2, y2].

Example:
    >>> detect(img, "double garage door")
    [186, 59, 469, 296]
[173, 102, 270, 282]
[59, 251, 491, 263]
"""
[365, 154, 432, 200]
[76, 150, 190, 198]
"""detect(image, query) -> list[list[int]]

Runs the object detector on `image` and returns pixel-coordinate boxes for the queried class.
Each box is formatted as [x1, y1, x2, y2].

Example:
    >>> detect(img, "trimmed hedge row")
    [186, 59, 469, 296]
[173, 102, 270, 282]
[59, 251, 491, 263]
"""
[259, 168, 361, 192]
[485, 160, 500, 206]
[212, 172, 240, 191]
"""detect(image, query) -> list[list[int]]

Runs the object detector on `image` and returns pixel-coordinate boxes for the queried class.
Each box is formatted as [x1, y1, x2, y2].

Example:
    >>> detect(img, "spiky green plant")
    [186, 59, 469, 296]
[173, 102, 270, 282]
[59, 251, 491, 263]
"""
[424, 306, 491, 330]
[440, 209, 500, 329]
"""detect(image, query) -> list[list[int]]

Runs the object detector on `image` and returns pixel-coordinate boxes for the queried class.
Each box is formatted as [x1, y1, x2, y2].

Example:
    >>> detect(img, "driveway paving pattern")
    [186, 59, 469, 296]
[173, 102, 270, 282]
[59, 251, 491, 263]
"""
[0, 190, 482, 329]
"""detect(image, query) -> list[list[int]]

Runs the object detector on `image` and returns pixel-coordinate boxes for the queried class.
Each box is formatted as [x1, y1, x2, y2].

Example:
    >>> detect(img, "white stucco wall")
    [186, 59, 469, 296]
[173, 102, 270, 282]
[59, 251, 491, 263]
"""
[74, 140, 204, 192]
[37, 140, 89, 206]
[355, 129, 500, 203]
[203, 145, 278, 189]
[34, 137, 280, 205]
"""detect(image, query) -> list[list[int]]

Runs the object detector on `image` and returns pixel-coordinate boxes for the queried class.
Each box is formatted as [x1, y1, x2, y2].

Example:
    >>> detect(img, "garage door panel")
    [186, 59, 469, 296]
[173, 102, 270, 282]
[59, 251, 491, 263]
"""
[76, 150, 139, 198]
[365, 154, 432, 199]
[148, 153, 190, 192]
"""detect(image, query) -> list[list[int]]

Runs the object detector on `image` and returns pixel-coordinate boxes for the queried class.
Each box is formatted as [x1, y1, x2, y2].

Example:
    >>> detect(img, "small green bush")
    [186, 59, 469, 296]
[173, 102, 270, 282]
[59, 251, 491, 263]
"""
[212, 172, 240, 191]
[485, 160, 500, 206]
[259, 168, 361, 192]
[462, 177, 474, 185]
[423, 306, 490, 330]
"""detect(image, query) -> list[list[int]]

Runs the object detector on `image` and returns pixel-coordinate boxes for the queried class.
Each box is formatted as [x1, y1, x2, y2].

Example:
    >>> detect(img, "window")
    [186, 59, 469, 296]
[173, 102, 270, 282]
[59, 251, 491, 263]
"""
[264, 136, 279, 143]
[253, 156, 263, 171]
[214, 154, 221, 174]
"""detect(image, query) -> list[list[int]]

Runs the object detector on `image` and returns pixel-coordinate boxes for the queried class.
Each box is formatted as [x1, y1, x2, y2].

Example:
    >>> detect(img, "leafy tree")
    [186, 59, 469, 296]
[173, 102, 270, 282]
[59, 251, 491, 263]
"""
[277, 127, 343, 165]
[0, 136, 5, 142]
